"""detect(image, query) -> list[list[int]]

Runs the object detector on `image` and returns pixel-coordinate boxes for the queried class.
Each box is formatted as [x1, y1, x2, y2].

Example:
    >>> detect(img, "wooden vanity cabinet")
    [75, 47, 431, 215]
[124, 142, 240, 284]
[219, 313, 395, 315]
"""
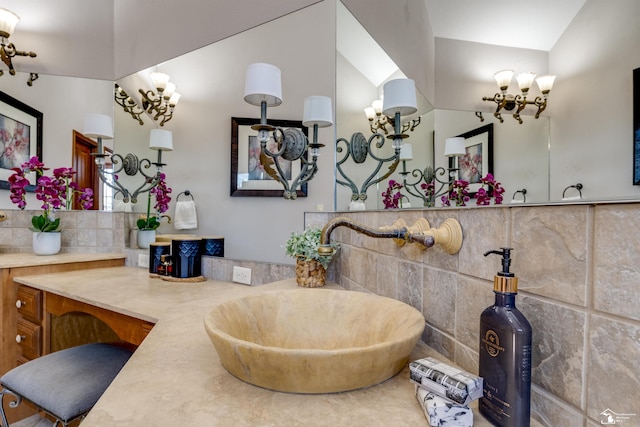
[1, 257, 125, 375]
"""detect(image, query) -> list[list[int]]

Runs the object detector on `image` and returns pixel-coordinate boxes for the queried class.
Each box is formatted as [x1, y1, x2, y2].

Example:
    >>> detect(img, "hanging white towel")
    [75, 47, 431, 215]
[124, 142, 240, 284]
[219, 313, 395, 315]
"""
[174, 200, 198, 230]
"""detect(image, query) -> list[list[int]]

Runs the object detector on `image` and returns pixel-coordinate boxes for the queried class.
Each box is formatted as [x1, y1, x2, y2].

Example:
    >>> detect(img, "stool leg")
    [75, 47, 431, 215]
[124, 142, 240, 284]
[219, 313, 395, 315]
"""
[1, 388, 22, 427]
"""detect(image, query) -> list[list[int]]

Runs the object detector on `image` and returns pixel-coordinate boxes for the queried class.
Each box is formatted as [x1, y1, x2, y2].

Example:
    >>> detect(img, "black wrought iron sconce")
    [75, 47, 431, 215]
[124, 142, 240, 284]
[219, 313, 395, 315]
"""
[335, 78, 418, 207]
[84, 114, 172, 204]
[243, 63, 333, 200]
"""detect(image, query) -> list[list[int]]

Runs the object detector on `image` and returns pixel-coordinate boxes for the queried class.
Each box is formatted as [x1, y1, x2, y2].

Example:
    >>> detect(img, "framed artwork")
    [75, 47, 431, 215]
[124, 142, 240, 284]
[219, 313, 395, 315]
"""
[455, 123, 494, 194]
[0, 90, 43, 191]
[230, 117, 308, 197]
[634, 67, 640, 185]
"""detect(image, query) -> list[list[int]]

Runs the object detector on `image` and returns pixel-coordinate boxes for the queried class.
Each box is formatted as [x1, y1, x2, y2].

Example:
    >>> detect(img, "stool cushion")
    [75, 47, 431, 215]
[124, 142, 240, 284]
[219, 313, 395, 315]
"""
[1, 343, 132, 422]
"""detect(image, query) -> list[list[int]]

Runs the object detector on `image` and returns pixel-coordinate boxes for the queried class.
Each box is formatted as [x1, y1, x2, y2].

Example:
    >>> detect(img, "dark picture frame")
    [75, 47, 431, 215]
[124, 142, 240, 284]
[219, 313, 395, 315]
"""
[0, 90, 43, 192]
[230, 117, 308, 197]
[454, 123, 494, 195]
[633, 67, 640, 185]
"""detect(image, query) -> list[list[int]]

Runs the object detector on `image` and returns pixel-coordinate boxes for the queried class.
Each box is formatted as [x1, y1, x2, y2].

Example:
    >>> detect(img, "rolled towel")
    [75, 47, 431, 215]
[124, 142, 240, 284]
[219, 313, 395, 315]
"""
[174, 200, 198, 230]
[415, 385, 474, 427]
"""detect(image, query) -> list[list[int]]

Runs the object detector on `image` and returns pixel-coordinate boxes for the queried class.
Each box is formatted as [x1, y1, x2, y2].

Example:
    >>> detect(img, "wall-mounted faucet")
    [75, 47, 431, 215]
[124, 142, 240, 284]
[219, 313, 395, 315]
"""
[318, 216, 463, 256]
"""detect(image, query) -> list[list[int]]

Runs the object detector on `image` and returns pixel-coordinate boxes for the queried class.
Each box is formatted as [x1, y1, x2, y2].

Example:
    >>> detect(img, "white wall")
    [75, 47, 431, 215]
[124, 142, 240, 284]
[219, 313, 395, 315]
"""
[549, 0, 640, 201]
[0, 73, 113, 209]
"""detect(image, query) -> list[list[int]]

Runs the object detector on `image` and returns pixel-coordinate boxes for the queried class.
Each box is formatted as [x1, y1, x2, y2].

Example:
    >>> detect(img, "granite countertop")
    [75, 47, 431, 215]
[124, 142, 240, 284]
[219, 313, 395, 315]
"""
[15, 266, 540, 427]
[0, 253, 126, 269]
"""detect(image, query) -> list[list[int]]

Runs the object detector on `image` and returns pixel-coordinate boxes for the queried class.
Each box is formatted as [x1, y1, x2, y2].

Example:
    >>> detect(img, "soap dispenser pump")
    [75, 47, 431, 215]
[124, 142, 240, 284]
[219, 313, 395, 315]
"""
[479, 248, 532, 427]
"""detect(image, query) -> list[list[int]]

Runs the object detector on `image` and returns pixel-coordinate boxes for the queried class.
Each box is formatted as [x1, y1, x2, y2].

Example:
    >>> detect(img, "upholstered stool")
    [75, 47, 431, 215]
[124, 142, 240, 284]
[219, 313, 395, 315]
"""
[0, 343, 133, 427]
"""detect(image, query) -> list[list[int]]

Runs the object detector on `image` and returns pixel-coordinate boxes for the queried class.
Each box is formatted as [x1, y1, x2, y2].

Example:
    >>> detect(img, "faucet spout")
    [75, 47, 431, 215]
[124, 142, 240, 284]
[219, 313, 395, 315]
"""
[318, 216, 463, 256]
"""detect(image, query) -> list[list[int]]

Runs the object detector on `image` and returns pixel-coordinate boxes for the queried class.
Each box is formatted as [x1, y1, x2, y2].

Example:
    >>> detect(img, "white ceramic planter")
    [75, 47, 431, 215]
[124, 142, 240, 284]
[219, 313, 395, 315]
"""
[32, 232, 62, 255]
[137, 229, 156, 249]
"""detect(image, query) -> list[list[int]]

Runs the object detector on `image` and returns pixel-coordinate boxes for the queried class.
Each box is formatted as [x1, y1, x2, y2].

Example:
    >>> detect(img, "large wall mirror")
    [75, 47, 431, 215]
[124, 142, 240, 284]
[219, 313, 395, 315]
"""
[335, 1, 549, 210]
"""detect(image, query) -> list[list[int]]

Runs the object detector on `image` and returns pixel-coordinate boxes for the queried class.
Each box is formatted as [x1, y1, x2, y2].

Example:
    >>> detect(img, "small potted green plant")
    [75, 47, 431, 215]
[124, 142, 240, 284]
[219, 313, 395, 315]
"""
[285, 227, 339, 287]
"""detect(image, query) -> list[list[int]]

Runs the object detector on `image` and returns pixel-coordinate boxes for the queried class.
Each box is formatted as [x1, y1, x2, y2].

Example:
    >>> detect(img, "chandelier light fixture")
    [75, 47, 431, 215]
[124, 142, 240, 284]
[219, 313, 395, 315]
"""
[243, 62, 333, 200]
[138, 72, 181, 126]
[84, 113, 172, 204]
[398, 137, 466, 207]
[364, 97, 421, 135]
[0, 7, 38, 86]
[482, 69, 556, 124]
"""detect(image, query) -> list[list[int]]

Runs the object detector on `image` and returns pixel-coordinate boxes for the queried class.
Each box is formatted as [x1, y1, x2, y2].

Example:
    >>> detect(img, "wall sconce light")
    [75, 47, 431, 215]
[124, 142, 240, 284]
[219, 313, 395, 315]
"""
[84, 113, 172, 204]
[0, 8, 38, 86]
[138, 72, 181, 126]
[243, 62, 333, 200]
[399, 137, 466, 207]
[335, 78, 418, 206]
[482, 70, 555, 124]
[364, 97, 421, 135]
[114, 84, 145, 125]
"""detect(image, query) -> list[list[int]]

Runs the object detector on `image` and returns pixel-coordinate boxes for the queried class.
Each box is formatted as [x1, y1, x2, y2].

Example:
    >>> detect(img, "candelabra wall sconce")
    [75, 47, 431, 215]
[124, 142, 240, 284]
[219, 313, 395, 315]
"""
[138, 72, 181, 126]
[364, 98, 421, 135]
[84, 114, 173, 204]
[243, 62, 333, 200]
[0, 8, 38, 86]
[482, 69, 556, 124]
[336, 79, 418, 208]
[114, 84, 145, 125]
[398, 138, 466, 207]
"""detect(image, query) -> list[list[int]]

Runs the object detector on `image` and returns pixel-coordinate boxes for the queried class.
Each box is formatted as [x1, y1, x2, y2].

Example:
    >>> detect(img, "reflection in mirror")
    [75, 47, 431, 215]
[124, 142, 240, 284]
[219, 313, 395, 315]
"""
[335, 1, 434, 211]
[335, 1, 550, 209]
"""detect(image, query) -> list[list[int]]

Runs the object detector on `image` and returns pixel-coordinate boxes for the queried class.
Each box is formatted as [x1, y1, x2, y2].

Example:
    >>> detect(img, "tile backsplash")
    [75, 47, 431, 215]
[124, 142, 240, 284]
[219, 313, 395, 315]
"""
[306, 203, 640, 426]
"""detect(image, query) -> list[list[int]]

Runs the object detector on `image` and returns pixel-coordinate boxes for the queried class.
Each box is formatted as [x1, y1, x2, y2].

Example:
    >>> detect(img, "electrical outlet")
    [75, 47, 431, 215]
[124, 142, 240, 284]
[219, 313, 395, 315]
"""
[232, 266, 252, 285]
[138, 253, 149, 268]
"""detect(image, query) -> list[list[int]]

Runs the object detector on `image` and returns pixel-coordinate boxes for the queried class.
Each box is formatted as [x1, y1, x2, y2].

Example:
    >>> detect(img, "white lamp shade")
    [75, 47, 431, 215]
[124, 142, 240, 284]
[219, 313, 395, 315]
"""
[163, 82, 176, 99]
[149, 129, 173, 151]
[83, 114, 113, 139]
[168, 92, 181, 106]
[364, 107, 375, 120]
[536, 75, 556, 94]
[382, 78, 417, 116]
[494, 69, 514, 90]
[150, 72, 170, 92]
[371, 99, 383, 115]
[302, 96, 333, 128]
[244, 63, 283, 107]
[516, 72, 536, 92]
[444, 137, 466, 157]
[0, 8, 19, 38]
[400, 143, 413, 161]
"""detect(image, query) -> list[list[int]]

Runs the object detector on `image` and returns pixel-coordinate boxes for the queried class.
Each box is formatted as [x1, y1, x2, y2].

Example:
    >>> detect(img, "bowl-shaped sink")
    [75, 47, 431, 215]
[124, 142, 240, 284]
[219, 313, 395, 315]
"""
[204, 288, 425, 394]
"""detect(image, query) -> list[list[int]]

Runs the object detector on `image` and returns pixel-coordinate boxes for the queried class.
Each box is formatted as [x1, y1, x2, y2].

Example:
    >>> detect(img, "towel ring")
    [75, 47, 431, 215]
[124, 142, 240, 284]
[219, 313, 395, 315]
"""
[512, 189, 527, 203]
[177, 190, 194, 201]
[562, 183, 583, 199]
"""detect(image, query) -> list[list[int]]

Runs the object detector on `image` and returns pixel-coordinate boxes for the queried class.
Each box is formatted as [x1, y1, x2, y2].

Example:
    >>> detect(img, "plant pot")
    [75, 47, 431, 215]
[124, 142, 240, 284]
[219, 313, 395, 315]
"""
[295, 258, 326, 288]
[137, 229, 156, 249]
[32, 232, 62, 256]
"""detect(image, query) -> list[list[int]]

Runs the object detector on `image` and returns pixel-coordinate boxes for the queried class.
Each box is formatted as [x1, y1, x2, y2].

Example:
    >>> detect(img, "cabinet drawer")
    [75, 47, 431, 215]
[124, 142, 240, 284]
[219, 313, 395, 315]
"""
[16, 317, 42, 360]
[16, 286, 43, 322]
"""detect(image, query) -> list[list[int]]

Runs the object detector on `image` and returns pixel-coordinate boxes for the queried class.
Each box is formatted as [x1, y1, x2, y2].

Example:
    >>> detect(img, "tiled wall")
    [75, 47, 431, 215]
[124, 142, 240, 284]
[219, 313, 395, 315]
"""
[306, 204, 640, 427]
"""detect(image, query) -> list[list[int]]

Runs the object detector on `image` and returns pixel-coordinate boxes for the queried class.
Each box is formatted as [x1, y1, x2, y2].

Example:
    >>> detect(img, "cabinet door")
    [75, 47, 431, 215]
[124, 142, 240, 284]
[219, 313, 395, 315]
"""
[16, 317, 42, 361]
[16, 286, 43, 322]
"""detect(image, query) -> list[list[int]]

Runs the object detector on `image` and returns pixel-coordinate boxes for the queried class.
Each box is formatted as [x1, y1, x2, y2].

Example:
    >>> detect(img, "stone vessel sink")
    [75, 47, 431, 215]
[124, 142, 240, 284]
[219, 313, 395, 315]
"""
[204, 288, 425, 394]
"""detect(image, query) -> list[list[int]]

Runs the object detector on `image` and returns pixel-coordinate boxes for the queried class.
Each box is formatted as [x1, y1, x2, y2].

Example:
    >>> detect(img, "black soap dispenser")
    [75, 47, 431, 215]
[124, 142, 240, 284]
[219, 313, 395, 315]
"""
[479, 248, 532, 427]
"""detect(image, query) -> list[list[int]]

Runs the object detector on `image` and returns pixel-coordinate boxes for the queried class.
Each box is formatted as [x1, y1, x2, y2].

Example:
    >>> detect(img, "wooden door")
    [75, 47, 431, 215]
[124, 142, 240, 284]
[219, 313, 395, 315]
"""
[72, 130, 99, 210]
